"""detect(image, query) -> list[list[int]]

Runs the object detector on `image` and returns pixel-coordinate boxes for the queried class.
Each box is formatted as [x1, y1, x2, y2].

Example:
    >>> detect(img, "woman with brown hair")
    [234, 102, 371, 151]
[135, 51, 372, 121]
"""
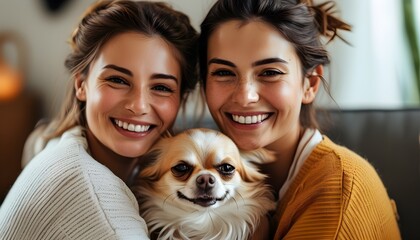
[199, 0, 401, 238]
[0, 1, 198, 239]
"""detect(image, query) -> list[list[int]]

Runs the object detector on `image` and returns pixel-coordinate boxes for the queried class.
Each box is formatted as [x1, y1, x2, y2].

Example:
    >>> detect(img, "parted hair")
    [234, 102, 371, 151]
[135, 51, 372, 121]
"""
[199, 0, 350, 129]
[46, 0, 198, 140]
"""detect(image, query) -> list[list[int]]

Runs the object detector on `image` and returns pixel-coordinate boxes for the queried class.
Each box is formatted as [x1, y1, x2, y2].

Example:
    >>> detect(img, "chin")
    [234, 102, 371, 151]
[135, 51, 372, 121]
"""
[132, 128, 276, 240]
[229, 136, 264, 152]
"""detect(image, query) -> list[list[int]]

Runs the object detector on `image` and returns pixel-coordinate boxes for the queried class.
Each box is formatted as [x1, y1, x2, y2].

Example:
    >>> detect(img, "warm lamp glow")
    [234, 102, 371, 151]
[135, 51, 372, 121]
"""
[0, 63, 23, 101]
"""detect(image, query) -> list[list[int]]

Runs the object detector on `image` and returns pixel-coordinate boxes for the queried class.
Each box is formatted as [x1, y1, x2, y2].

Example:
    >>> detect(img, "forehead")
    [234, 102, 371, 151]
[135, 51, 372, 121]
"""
[93, 32, 181, 76]
[207, 20, 298, 64]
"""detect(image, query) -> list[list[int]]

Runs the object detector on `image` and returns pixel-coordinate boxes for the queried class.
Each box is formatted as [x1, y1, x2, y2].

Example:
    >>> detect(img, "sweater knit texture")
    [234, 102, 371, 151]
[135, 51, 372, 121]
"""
[0, 127, 149, 240]
[273, 136, 401, 239]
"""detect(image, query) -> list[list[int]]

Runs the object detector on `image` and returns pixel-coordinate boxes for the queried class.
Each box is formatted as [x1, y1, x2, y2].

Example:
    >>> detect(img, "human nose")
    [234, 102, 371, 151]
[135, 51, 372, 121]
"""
[232, 79, 259, 106]
[125, 87, 151, 115]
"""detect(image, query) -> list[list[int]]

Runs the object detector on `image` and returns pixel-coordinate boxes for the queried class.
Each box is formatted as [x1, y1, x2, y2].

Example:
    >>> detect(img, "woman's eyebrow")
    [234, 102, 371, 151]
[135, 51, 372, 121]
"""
[252, 57, 288, 67]
[103, 65, 178, 82]
[208, 57, 288, 68]
[151, 73, 178, 82]
[208, 58, 236, 67]
[103, 64, 132, 76]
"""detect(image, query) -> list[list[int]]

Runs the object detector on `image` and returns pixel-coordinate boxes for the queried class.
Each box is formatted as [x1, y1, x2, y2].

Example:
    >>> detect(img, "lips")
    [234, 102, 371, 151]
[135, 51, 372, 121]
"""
[177, 191, 228, 207]
[230, 113, 270, 124]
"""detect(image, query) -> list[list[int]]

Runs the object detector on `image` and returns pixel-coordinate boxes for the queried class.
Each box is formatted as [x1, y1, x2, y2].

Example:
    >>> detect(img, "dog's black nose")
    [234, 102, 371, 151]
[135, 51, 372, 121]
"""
[196, 174, 215, 190]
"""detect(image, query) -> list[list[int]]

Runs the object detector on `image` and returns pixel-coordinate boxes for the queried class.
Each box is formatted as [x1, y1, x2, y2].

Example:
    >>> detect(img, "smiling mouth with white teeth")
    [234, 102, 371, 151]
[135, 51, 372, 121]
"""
[114, 119, 151, 133]
[231, 113, 270, 124]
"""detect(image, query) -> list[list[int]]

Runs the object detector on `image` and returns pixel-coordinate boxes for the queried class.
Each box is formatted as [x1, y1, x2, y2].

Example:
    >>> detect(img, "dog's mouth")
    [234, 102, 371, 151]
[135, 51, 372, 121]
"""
[177, 191, 228, 207]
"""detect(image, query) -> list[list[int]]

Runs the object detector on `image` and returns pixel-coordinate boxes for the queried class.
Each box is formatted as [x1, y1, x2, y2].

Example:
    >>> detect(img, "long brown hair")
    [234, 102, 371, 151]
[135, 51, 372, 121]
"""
[199, 0, 350, 129]
[45, 0, 198, 140]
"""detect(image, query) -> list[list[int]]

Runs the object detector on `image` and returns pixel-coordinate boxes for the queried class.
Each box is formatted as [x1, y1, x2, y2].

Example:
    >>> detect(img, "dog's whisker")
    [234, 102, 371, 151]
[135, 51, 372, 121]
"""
[207, 209, 216, 228]
[235, 191, 246, 206]
[189, 208, 200, 214]
[162, 192, 177, 208]
[230, 193, 240, 210]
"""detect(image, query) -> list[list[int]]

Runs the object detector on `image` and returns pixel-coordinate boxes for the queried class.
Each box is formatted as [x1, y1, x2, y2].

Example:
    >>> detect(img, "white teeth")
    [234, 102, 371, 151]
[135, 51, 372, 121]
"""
[114, 119, 150, 133]
[232, 114, 269, 124]
[135, 125, 141, 132]
[245, 116, 252, 124]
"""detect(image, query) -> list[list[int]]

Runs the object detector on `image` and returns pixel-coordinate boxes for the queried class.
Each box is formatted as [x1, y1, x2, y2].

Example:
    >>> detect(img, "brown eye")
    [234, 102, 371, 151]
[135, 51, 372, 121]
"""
[171, 162, 192, 177]
[210, 70, 235, 77]
[106, 76, 128, 85]
[152, 84, 174, 93]
[217, 163, 235, 175]
[260, 69, 284, 76]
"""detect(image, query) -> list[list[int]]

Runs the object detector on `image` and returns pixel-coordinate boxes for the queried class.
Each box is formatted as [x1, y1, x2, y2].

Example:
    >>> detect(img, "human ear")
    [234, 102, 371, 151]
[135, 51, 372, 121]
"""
[302, 65, 323, 104]
[75, 73, 87, 101]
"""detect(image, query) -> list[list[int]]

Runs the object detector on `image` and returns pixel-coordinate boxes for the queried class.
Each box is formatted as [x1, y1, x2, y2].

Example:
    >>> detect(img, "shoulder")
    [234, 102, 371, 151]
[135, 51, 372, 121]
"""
[2, 126, 98, 216]
[274, 136, 400, 239]
[311, 136, 383, 187]
[314, 137, 401, 238]
[282, 135, 393, 219]
[312, 136, 400, 237]
[19, 126, 90, 185]
[1, 127, 149, 239]
[22, 125, 88, 166]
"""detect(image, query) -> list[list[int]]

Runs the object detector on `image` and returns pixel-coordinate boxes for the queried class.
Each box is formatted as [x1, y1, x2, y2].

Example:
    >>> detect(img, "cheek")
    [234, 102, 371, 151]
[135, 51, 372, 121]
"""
[154, 98, 180, 126]
[205, 84, 226, 112]
[158, 173, 182, 195]
[266, 83, 302, 107]
[86, 88, 118, 114]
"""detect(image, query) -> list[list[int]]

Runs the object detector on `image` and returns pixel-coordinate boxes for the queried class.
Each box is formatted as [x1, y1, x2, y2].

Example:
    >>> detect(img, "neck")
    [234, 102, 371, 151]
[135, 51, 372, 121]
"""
[85, 128, 139, 183]
[260, 126, 304, 196]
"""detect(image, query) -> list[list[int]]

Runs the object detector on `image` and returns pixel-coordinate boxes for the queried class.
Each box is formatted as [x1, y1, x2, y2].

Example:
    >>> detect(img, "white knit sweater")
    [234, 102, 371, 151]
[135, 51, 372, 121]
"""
[0, 127, 149, 239]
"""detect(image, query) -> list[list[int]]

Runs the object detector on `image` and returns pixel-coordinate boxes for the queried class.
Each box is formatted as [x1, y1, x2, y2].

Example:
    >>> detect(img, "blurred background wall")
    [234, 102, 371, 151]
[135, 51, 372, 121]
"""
[318, 0, 420, 109]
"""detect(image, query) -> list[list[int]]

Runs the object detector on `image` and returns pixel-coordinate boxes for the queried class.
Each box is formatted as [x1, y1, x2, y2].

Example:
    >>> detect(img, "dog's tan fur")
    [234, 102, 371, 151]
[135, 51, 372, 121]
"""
[133, 128, 276, 240]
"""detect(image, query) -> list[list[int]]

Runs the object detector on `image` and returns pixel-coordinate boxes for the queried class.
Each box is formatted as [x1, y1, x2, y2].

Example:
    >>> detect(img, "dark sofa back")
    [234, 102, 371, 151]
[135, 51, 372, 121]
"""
[318, 109, 420, 240]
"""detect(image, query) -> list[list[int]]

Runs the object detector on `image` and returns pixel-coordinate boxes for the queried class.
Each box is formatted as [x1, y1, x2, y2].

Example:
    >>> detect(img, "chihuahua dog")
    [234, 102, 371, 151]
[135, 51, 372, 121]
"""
[132, 128, 276, 240]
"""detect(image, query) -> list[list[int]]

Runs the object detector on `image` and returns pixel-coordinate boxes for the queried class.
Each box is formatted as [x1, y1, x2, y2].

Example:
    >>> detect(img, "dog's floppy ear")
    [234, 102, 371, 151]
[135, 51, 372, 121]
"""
[138, 148, 163, 181]
[240, 148, 276, 165]
[239, 148, 276, 182]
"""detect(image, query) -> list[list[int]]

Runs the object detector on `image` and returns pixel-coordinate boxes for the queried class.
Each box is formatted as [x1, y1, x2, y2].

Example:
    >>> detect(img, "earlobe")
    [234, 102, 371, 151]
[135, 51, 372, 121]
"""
[302, 65, 323, 104]
[75, 73, 86, 101]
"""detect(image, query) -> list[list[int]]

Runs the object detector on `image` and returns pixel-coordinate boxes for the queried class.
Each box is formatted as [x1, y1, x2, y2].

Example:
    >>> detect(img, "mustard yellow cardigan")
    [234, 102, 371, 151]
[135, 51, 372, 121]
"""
[273, 136, 401, 239]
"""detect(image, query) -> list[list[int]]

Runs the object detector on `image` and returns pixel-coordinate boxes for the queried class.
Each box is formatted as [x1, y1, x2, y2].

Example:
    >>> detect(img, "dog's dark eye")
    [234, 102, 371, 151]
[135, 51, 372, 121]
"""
[171, 162, 192, 177]
[217, 164, 235, 175]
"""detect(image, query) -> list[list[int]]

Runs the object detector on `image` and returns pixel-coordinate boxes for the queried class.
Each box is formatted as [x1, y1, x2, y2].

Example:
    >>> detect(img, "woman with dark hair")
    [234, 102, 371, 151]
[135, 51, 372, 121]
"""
[199, 0, 401, 238]
[0, 1, 198, 239]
